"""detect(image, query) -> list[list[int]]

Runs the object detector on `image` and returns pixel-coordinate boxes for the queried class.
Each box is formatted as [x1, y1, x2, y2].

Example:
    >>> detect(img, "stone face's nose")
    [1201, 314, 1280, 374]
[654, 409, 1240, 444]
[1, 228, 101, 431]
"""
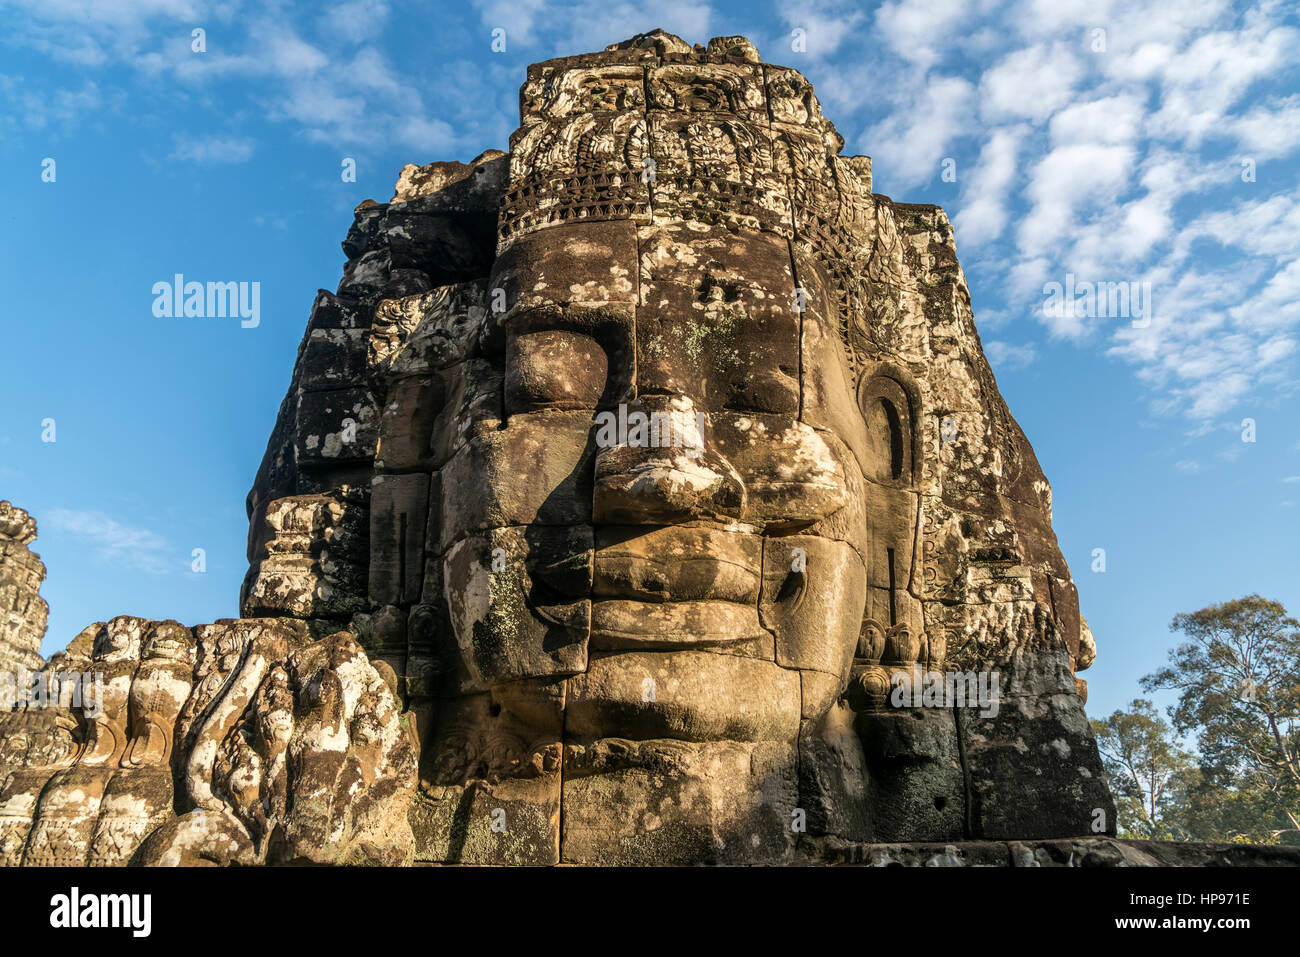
[592, 394, 745, 525]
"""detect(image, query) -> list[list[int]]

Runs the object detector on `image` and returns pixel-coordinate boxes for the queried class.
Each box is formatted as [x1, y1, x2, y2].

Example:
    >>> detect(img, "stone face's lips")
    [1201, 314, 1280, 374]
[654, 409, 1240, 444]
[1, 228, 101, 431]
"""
[588, 598, 766, 649]
[591, 524, 767, 650]
[592, 524, 761, 604]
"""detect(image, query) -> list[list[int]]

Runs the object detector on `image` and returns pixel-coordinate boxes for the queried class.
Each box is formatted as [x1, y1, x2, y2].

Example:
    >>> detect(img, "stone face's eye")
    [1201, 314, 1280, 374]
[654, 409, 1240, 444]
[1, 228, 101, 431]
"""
[506, 330, 609, 411]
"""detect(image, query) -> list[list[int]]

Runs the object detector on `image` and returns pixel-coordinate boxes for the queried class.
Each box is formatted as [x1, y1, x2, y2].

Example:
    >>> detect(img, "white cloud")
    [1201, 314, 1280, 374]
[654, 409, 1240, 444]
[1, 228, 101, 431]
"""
[396, 115, 459, 153]
[980, 43, 1084, 124]
[168, 133, 255, 164]
[1078, 0, 1231, 58]
[471, 0, 549, 48]
[1146, 24, 1300, 146]
[1223, 94, 1300, 161]
[3, 8, 495, 159]
[1107, 252, 1297, 419]
[777, 0, 868, 61]
[1049, 94, 1146, 147]
[318, 0, 390, 44]
[1256, 334, 1297, 366]
[264, 30, 331, 77]
[863, 73, 975, 191]
[0, 76, 103, 133]
[984, 339, 1037, 369]
[1174, 194, 1300, 263]
[1231, 257, 1300, 331]
[1044, 150, 1224, 276]
[954, 125, 1026, 248]
[347, 47, 407, 97]
[875, 0, 981, 70]
[44, 508, 176, 574]
[1183, 372, 1252, 419]
[0, 0, 201, 65]
[1017, 142, 1135, 265]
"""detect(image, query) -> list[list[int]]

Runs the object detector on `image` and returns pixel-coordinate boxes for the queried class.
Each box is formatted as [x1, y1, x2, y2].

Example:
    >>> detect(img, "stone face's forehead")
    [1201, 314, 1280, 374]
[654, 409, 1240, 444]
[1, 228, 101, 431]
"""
[500, 33, 868, 382]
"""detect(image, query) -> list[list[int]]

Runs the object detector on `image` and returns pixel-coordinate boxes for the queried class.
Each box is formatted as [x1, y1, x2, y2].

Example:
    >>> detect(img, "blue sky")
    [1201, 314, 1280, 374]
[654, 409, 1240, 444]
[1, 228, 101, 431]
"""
[1, 0, 1296, 720]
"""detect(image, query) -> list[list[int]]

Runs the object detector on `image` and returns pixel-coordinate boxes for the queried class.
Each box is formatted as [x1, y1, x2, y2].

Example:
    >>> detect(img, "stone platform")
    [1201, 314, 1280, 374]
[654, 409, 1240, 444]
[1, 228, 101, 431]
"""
[801, 837, 1300, 866]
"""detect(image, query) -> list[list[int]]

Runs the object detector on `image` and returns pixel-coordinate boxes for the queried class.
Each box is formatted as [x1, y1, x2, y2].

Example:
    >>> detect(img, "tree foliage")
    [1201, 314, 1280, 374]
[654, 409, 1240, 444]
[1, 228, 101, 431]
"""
[1092, 699, 1196, 839]
[1099, 595, 1300, 844]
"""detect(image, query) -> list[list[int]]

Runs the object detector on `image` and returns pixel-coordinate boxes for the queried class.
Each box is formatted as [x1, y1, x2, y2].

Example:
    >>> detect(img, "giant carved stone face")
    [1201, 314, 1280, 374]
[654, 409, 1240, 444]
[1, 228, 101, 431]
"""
[341, 30, 1109, 865]
[396, 32, 940, 864]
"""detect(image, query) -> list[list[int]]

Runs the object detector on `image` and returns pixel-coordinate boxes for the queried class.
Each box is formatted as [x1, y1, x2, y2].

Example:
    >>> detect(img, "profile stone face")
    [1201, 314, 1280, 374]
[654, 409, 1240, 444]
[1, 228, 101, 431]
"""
[0, 30, 1114, 866]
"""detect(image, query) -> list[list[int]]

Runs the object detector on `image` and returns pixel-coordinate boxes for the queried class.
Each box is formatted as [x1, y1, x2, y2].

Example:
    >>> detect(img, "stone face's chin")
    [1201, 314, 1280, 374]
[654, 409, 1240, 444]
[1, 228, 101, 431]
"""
[564, 649, 801, 743]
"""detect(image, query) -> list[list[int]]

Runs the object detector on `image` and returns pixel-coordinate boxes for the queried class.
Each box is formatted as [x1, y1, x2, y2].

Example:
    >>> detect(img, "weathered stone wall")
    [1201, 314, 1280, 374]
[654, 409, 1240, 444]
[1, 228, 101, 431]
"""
[240, 152, 507, 637]
[0, 618, 414, 866]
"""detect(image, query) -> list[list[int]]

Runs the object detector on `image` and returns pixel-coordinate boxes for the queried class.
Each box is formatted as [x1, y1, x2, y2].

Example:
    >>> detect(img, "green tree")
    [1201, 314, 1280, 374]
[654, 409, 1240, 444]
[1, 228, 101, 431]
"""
[1142, 594, 1300, 844]
[1092, 699, 1196, 839]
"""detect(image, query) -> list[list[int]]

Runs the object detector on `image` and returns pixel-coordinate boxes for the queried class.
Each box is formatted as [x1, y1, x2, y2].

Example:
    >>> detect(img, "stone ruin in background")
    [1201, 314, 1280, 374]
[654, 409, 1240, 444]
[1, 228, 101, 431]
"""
[0, 503, 47, 679]
[0, 30, 1123, 866]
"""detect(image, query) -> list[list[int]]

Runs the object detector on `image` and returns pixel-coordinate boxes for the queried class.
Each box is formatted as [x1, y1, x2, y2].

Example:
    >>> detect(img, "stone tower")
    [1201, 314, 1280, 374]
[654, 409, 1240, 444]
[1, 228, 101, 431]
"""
[0, 502, 48, 676]
[238, 28, 1113, 861]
